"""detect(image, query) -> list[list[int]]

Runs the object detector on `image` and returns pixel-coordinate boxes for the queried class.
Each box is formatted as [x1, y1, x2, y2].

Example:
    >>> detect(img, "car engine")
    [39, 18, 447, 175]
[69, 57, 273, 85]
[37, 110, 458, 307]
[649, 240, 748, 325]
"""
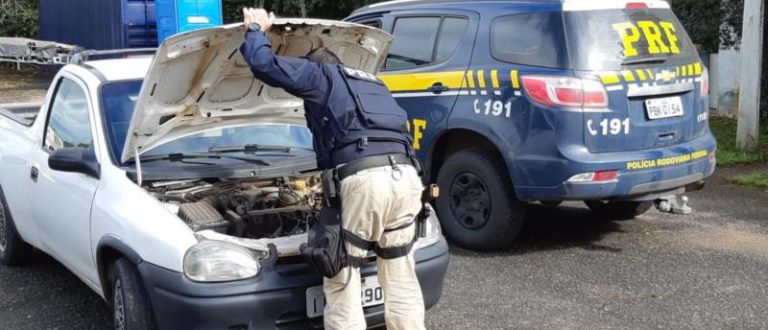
[147, 175, 323, 239]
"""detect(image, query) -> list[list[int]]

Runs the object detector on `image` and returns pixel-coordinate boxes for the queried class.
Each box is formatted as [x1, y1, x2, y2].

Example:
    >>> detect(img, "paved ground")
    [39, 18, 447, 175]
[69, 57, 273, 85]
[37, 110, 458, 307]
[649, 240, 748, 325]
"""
[2, 72, 767, 329]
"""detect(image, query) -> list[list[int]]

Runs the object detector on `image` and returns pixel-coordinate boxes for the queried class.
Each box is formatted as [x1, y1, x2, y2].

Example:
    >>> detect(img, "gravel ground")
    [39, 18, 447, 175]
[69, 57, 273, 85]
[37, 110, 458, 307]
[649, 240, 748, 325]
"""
[1, 73, 767, 329]
[427, 167, 768, 330]
[1, 168, 766, 330]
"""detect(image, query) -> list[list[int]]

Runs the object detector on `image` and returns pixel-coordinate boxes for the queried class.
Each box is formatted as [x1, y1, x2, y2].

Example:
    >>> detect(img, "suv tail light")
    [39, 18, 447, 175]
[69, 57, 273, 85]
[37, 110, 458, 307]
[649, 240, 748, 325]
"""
[521, 76, 609, 109]
[701, 67, 709, 97]
[626, 2, 650, 10]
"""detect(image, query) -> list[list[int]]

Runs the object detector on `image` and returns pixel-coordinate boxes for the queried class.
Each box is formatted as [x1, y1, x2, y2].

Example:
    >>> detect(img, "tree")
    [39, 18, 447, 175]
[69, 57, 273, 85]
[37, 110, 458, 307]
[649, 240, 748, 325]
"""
[0, 0, 39, 38]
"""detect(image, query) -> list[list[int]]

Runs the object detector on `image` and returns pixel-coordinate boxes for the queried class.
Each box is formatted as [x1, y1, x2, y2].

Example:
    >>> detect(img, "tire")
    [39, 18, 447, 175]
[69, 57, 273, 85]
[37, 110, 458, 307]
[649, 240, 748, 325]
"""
[0, 186, 32, 266]
[584, 201, 654, 220]
[435, 148, 526, 251]
[110, 258, 156, 330]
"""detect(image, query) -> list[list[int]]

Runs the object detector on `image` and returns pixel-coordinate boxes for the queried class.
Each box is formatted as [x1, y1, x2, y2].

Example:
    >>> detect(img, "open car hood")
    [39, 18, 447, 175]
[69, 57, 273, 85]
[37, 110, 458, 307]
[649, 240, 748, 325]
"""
[121, 19, 392, 162]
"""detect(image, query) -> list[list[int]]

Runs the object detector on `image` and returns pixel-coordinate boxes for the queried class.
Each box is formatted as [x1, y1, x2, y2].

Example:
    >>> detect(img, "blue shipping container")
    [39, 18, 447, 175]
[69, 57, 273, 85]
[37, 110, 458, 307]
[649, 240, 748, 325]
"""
[39, 0, 157, 50]
[156, 0, 223, 43]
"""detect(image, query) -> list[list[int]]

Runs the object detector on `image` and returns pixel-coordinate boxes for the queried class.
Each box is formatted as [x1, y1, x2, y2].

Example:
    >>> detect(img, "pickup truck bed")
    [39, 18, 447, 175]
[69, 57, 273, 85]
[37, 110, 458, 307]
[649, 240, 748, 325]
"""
[0, 102, 42, 127]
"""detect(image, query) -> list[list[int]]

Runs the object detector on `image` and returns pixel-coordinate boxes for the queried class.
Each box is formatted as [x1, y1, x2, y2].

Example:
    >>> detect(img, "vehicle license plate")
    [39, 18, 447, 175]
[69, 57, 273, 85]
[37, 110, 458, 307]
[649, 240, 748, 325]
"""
[306, 276, 384, 318]
[645, 96, 684, 119]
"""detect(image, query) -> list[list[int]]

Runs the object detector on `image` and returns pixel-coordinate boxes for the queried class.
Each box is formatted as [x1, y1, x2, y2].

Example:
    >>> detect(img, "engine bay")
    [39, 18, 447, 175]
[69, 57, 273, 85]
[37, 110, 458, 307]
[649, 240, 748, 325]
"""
[147, 175, 322, 240]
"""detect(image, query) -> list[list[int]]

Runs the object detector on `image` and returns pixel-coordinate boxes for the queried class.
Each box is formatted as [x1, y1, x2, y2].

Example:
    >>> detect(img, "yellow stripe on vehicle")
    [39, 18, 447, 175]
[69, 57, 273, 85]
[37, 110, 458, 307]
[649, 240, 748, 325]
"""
[676, 66, 681, 76]
[477, 70, 487, 88]
[465, 71, 475, 89]
[626, 149, 709, 170]
[379, 71, 466, 92]
[622, 70, 636, 82]
[600, 72, 621, 85]
[687, 64, 695, 76]
[491, 70, 500, 89]
[635, 69, 647, 81]
[511, 70, 520, 89]
[693, 62, 702, 75]
[646, 69, 655, 80]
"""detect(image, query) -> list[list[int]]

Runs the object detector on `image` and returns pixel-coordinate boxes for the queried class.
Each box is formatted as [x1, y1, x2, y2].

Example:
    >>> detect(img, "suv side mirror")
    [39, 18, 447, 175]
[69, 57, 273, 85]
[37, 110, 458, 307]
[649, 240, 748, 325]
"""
[48, 147, 101, 179]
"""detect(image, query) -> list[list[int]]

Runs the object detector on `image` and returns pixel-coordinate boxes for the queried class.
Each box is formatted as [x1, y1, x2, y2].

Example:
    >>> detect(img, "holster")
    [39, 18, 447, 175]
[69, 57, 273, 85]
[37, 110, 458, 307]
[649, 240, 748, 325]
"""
[417, 184, 440, 237]
[299, 206, 347, 278]
[321, 169, 340, 208]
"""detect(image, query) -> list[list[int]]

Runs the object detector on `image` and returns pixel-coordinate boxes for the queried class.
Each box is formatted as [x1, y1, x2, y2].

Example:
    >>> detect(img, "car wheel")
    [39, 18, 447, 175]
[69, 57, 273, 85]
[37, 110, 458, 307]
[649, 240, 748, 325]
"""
[0, 186, 32, 266]
[584, 201, 653, 220]
[110, 258, 156, 330]
[435, 148, 526, 251]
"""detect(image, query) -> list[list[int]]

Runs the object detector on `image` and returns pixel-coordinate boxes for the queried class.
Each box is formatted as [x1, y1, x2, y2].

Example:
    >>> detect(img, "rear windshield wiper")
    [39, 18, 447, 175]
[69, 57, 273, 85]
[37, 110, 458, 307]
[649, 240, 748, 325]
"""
[136, 152, 271, 166]
[622, 56, 668, 66]
[208, 144, 293, 153]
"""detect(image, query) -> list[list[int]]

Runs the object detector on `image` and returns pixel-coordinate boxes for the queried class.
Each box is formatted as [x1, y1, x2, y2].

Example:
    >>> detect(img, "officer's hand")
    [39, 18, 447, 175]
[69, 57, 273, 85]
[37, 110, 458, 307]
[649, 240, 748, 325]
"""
[242, 7, 275, 32]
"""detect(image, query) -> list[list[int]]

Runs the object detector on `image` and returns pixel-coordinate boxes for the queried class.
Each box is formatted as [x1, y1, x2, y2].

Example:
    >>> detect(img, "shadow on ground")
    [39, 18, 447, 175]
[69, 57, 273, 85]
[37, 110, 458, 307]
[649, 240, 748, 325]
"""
[450, 203, 625, 257]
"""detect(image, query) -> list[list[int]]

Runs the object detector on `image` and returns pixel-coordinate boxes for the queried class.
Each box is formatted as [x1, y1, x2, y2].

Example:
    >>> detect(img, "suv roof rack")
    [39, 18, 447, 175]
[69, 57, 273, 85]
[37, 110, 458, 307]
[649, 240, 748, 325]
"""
[353, 0, 561, 15]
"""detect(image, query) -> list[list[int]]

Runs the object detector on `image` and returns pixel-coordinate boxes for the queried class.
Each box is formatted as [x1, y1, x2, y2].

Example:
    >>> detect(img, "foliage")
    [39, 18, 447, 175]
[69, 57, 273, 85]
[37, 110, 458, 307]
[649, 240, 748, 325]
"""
[0, 0, 39, 38]
[674, 0, 767, 121]
[671, 0, 745, 52]
[731, 171, 768, 190]
[710, 117, 768, 166]
[671, 0, 722, 53]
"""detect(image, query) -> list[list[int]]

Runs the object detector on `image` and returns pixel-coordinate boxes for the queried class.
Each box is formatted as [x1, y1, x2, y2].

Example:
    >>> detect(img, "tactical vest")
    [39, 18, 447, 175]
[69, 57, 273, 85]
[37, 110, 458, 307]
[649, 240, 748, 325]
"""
[304, 65, 412, 169]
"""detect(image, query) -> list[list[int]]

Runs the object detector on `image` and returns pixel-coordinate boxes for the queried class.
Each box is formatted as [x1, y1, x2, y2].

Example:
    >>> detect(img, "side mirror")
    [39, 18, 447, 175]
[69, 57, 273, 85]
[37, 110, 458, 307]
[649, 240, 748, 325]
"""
[48, 147, 101, 179]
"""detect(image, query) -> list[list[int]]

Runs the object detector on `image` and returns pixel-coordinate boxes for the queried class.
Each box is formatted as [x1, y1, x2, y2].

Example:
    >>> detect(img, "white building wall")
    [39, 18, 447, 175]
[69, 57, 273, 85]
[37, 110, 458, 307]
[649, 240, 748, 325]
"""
[712, 48, 741, 117]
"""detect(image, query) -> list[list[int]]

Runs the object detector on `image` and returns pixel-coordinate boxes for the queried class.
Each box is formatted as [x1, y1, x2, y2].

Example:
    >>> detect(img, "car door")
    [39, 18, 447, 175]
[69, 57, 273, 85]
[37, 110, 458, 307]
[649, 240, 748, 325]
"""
[28, 75, 100, 284]
[376, 10, 480, 157]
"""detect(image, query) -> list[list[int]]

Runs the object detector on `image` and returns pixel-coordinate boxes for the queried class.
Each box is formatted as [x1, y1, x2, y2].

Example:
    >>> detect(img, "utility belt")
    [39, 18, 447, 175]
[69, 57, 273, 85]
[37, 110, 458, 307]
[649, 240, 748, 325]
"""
[320, 153, 438, 266]
[322, 153, 424, 208]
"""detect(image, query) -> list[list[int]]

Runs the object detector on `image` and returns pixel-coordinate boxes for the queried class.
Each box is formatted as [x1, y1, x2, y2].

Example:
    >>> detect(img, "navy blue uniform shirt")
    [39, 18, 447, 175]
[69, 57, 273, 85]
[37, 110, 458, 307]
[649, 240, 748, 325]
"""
[240, 30, 407, 169]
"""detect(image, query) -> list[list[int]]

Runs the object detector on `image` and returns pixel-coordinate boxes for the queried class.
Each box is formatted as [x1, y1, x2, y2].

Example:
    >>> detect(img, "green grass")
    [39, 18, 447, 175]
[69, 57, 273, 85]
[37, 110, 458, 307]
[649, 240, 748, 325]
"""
[709, 117, 768, 166]
[731, 171, 768, 190]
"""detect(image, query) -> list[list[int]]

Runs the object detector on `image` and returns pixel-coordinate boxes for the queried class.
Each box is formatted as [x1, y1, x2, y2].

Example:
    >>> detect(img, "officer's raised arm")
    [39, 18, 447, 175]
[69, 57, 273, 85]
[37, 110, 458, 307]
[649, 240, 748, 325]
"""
[239, 8, 327, 103]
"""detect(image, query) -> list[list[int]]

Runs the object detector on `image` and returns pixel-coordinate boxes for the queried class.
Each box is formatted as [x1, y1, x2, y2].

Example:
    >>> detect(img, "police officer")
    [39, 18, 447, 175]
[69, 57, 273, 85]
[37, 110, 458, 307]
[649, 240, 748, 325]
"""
[240, 8, 426, 330]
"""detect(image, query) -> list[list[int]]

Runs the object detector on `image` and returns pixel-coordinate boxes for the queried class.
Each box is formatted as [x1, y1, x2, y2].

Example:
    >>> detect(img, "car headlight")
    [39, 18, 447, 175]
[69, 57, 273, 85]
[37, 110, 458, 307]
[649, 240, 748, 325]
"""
[414, 205, 443, 250]
[183, 240, 264, 282]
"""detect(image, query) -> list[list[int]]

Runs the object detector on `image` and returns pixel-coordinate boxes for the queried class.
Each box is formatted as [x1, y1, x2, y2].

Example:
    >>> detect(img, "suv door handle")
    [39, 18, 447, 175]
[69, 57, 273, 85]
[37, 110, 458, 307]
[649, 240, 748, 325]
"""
[431, 82, 450, 94]
[30, 166, 39, 183]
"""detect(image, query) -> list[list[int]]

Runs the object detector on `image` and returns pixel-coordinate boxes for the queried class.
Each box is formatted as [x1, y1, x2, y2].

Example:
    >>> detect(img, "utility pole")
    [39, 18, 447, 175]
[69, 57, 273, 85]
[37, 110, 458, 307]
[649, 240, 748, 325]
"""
[736, 0, 764, 150]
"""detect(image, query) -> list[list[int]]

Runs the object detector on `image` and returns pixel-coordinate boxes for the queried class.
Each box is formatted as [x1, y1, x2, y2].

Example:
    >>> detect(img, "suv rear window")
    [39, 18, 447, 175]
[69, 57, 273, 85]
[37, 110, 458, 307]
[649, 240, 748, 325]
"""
[565, 9, 698, 71]
[491, 12, 568, 69]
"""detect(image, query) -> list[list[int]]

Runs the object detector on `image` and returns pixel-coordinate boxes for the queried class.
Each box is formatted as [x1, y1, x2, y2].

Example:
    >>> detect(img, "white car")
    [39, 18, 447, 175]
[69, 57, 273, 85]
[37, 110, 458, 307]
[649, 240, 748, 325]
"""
[0, 20, 449, 329]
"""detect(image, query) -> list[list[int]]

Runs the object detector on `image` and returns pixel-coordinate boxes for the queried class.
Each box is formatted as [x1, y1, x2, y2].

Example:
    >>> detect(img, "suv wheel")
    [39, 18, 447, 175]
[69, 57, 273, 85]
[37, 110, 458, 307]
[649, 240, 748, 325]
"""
[436, 148, 526, 251]
[0, 186, 32, 266]
[584, 201, 653, 220]
[110, 258, 156, 330]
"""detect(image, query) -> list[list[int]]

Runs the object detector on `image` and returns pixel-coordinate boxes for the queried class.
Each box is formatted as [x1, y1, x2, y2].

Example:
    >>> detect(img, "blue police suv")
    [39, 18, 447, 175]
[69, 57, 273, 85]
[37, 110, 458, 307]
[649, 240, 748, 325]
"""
[347, 0, 717, 250]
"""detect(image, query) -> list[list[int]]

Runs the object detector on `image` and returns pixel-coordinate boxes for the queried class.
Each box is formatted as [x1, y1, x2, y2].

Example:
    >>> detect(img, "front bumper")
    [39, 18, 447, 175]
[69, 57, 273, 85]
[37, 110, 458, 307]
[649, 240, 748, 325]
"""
[513, 133, 717, 201]
[138, 238, 449, 330]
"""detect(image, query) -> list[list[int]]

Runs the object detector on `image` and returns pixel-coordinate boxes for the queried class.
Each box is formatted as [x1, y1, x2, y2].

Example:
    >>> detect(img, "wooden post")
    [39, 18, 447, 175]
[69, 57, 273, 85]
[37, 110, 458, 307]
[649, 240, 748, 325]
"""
[737, 0, 764, 150]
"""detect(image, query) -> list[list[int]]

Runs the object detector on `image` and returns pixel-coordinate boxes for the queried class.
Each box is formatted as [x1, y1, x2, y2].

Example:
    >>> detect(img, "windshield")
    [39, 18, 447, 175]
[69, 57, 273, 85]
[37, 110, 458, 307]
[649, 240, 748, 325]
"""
[564, 8, 698, 71]
[100, 81, 313, 164]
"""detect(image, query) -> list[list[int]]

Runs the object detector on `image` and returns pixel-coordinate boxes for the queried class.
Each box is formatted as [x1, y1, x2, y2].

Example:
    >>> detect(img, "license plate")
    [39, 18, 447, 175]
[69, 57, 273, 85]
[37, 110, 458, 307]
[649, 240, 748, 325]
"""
[645, 96, 684, 119]
[305, 276, 384, 318]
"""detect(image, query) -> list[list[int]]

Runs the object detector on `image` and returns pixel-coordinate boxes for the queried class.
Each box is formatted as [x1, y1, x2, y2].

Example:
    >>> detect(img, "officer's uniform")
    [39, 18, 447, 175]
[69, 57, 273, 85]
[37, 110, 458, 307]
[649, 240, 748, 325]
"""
[241, 30, 426, 330]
